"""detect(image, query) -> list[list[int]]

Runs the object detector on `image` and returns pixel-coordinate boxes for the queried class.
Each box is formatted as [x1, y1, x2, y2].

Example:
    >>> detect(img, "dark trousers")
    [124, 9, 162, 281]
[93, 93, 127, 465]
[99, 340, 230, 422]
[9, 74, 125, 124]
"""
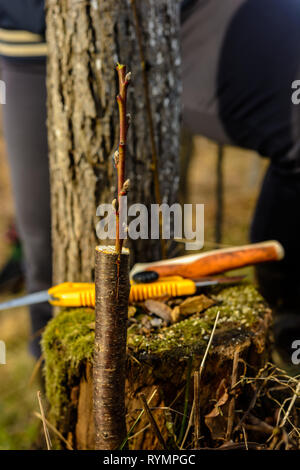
[0, 59, 52, 358]
[182, 0, 300, 312]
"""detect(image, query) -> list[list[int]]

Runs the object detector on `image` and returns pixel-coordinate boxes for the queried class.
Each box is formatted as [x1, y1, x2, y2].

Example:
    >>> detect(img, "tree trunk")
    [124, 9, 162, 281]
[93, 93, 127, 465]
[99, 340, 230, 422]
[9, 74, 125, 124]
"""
[94, 246, 130, 449]
[46, 0, 181, 283]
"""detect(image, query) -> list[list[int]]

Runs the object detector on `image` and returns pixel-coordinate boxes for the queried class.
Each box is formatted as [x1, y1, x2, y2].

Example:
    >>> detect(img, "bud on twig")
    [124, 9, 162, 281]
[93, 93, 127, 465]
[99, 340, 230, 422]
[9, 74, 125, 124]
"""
[114, 150, 119, 167]
[112, 198, 119, 212]
[125, 72, 132, 83]
[121, 178, 130, 195]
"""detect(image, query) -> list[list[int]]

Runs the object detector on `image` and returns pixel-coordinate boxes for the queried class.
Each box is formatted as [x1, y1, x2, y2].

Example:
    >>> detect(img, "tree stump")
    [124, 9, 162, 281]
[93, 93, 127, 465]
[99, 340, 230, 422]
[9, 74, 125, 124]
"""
[42, 283, 272, 450]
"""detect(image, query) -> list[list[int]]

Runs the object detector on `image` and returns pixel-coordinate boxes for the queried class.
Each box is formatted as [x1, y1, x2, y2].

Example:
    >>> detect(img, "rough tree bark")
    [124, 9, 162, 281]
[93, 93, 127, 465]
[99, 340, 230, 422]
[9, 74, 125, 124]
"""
[94, 246, 130, 449]
[46, 0, 181, 283]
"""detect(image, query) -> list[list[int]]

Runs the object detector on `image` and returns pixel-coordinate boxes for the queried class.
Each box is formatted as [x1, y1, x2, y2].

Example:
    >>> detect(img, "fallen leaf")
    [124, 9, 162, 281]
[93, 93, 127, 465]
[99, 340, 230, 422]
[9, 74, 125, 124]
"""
[144, 299, 172, 323]
[128, 306, 136, 318]
[205, 379, 229, 440]
[171, 294, 215, 323]
[180, 294, 215, 314]
[205, 393, 229, 418]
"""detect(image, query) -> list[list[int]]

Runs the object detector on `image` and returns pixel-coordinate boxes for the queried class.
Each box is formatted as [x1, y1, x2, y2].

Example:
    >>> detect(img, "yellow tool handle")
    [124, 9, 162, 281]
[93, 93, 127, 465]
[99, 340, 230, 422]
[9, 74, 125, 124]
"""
[130, 278, 196, 302]
[48, 283, 95, 307]
[48, 279, 196, 307]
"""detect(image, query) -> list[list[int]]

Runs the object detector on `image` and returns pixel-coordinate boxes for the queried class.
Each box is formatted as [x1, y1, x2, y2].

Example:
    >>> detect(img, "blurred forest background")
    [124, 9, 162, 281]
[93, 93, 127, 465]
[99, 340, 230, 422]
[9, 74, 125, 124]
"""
[0, 110, 267, 447]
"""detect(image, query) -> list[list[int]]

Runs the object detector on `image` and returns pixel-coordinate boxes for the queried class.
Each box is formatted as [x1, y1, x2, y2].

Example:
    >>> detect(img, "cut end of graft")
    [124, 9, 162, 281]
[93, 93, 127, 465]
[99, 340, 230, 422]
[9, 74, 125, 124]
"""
[95, 245, 129, 256]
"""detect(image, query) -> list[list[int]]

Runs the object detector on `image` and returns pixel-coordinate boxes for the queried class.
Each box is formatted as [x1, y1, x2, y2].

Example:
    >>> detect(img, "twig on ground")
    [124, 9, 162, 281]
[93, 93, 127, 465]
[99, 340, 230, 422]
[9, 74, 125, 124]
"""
[37, 390, 52, 450]
[34, 411, 73, 450]
[128, 424, 151, 441]
[149, 406, 186, 417]
[178, 357, 193, 445]
[120, 388, 157, 450]
[246, 414, 274, 435]
[218, 442, 265, 450]
[226, 350, 240, 441]
[139, 393, 167, 450]
[199, 310, 220, 380]
[28, 355, 44, 387]
[280, 381, 300, 429]
[180, 311, 220, 449]
[242, 425, 248, 450]
[193, 371, 201, 449]
[234, 381, 265, 433]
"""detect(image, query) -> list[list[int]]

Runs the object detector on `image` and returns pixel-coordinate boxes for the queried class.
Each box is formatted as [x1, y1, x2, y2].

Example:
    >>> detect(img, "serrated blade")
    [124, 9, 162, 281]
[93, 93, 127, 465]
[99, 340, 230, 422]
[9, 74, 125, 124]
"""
[195, 275, 245, 287]
[0, 290, 52, 311]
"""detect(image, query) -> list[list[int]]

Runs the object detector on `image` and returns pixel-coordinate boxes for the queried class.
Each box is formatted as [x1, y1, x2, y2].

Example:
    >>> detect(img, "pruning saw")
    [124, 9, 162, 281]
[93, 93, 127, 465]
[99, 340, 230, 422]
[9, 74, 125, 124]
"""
[0, 276, 244, 311]
[0, 240, 284, 311]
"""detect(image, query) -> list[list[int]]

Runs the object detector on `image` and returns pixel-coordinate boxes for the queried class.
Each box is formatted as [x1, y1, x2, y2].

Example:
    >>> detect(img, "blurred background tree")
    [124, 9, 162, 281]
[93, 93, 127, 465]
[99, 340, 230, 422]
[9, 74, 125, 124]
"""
[46, 0, 181, 283]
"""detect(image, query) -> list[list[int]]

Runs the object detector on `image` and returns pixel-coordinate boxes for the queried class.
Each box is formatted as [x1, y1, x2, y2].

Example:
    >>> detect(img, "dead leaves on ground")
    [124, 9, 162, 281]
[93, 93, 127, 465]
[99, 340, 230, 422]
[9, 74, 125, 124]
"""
[128, 292, 216, 334]
[205, 378, 230, 440]
[171, 295, 215, 323]
[144, 299, 173, 323]
[141, 294, 215, 326]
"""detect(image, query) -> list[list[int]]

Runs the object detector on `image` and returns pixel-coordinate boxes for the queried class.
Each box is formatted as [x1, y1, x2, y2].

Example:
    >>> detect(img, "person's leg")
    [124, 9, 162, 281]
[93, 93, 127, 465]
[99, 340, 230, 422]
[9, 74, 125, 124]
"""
[182, 0, 300, 296]
[0, 59, 52, 358]
[250, 165, 300, 363]
[215, 0, 300, 312]
[250, 166, 300, 312]
[181, 0, 300, 364]
[182, 0, 300, 157]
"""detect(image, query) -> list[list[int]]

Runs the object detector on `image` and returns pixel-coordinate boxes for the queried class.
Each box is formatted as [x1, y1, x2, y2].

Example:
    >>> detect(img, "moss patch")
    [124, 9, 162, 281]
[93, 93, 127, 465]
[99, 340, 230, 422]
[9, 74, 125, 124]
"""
[128, 284, 267, 359]
[42, 308, 95, 426]
[42, 283, 268, 427]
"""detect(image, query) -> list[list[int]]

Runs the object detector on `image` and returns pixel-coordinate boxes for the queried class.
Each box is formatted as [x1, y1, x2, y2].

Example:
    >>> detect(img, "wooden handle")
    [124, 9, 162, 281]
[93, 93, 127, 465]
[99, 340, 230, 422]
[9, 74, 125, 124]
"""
[144, 241, 284, 279]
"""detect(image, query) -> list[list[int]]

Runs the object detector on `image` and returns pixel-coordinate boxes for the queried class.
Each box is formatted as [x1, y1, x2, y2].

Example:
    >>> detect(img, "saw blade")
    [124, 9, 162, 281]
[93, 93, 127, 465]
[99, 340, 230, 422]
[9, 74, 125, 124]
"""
[0, 290, 52, 311]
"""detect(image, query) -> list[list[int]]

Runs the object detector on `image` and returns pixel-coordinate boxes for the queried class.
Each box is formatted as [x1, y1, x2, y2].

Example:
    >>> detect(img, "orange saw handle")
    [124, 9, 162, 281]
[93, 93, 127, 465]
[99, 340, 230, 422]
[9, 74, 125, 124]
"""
[140, 241, 284, 279]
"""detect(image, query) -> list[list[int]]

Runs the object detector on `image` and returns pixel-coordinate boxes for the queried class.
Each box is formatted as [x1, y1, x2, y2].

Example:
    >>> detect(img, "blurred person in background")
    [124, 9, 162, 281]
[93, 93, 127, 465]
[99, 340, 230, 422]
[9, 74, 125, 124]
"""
[182, 0, 300, 361]
[0, 0, 299, 363]
[0, 0, 51, 359]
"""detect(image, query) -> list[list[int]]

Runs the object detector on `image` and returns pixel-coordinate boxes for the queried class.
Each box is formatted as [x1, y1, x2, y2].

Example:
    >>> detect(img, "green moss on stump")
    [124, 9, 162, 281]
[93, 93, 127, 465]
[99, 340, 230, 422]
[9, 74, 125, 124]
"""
[42, 284, 268, 427]
[42, 308, 95, 425]
[129, 285, 266, 358]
